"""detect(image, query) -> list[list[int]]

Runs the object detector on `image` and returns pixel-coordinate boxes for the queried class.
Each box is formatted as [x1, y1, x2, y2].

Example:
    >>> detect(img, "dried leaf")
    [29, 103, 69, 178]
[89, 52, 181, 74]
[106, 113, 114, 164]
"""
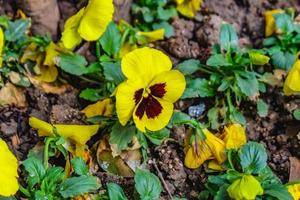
[0, 82, 26, 107]
[289, 157, 300, 181]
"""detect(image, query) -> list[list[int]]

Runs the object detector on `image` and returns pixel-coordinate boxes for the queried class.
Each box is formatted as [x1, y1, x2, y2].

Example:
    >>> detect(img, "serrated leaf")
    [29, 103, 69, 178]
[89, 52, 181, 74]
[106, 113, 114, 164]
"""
[157, 7, 177, 20]
[4, 19, 30, 42]
[57, 53, 88, 76]
[208, 107, 219, 129]
[169, 111, 191, 126]
[59, 176, 99, 198]
[102, 62, 125, 85]
[236, 71, 259, 97]
[176, 59, 200, 75]
[206, 54, 232, 67]
[107, 183, 128, 200]
[182, 78, 214, 99]
[71, 157, 89, 176]
[109, 123, 136, 152]
[79, 88, 101, 102]
[264, 184, 293, 200]
[145, 128, 170, 145]
[293, 109, 300, 120]
[257, 99, 269, 117]
[134, 169, 162, 200]
[219, 23, 238, 51]
[274, 13, 294, 34]
[23, 156, 46, 188]
[239, 142, 268, 174]
[99, 22, 122, 56]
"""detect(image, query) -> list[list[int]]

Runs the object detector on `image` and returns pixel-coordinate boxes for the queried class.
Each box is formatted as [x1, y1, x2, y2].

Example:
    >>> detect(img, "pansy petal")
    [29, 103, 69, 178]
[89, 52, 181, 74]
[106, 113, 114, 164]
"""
[35, 65, 58, 83]
[82, 98, 113, 118]
[264, 9, 284, 37]
[133, 98, 173, 132]
[61, 8, 84, 49]
[121, 47, 172, 83]
[205, 129, 226, 164]
[184, 140, 212, 169]
[29, 117, 53, 136]
[284, 61, 300, 96]
[116, 80, 143, 126]
[44, 42, 61, 66]
[222, 123, 247, 150]
[137, 28, 165, 43]
[149, 70, 186, 103]
[287, 183, 300, 200]
[0, 139, 19, 197]
[78, 0, 114, 41]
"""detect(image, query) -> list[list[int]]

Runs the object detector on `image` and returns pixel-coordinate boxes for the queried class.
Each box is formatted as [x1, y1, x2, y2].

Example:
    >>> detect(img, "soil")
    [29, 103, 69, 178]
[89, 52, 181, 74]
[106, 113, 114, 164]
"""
[0, 0, 300, 199]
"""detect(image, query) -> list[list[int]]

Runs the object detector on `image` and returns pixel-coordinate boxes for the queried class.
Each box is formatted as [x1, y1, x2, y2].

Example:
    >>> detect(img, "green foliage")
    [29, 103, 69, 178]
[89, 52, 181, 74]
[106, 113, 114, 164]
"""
[21, 156, 99, 199]
[99, 22, 122, 57]
[107, 183, 128, 200]
[257, 99, 269, 117]
[57, 53, 88, 76]
[293, 108, 300, 120]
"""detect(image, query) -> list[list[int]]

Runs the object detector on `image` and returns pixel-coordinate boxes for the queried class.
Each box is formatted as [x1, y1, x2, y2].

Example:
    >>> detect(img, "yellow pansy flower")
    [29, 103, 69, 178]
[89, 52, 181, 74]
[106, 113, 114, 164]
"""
[222, 124, 247, 150]
[284, 60, 300, 96]
[119, 42, 138, 58]
[184, 129, 226, 169]
[82, 98, 114, 118]
[264, 9, 284, 37]
[176, 0, 201, 18]
[61, 0, 114, 49]
[0, 27, 4, 68]
[29, 117, 100, 156]
[115, 47, 186, 132]
[287, 183, 300, 200]
[0, 139, 19, 197]
[137, 28, 165, 43]
[227, 175, 263, 200]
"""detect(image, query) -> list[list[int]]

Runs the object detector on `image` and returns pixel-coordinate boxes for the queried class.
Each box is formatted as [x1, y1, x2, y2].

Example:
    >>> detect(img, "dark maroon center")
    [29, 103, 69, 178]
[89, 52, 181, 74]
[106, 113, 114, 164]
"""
[133, 83, 166, 119]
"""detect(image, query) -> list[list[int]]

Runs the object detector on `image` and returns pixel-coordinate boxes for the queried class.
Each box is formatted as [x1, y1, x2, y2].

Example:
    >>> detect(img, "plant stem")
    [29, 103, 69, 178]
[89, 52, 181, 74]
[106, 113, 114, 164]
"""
[19, 185, 31, 197]
[44, 137, 55, 169]
[96, 40, 101, 62]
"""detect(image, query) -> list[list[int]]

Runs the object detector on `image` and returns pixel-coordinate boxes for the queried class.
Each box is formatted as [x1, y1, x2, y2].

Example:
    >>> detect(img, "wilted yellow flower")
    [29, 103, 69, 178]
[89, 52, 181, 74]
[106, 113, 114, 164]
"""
[176, 0, 201, 18]
[137, 28, 165, 43]
[29, 117, 100, 156]
[222, 124, 247, 150]
[184, 129, 226, 169]
[264, 9, 284, 37]
[0, 27, 4, 68]
[116, 47, 186, 132]
[82, 98, 114, 118]
[287, 183, 300, 200]
[0, 139, 19, 197]
[61, 0, 114, 49]
[227, 175, 263, 200]
[284, 60, 300, 96]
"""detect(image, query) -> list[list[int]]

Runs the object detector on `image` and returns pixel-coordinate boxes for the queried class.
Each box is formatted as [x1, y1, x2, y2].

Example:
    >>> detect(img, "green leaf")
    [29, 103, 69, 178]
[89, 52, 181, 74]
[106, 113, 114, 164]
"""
[71, 157, 89, 176]
[182, 78, 214, 99]
[134, 169, 162, 200]
[79, 88, 101, 102]
[274, 13, 294, 34]
[219, 23, 238, 51]
[4, 19, 30, 42]
[236, 71, 259, 97]
[41, 167, 64, 193]
[99, 22, 122, 56]
[102, 62, 125, 85]
[176, 59, 200, 75]
[169, 111, 191, 126]
[107, 183, 128, 200]
[57, 53, 88, 76]
[239, 142, 268, 174]
[157, 7, 177, 20]
[109, 123, 136, 152]
[145, 128, 170, 145]
[59, 176, 99, 198]
[264, 184, 293, 200]
[207, 107, 219, 130]
[249, 52, 270, 65]
[257, 99, 269, 117]
[293, 109, 300, 120]
[206, 54, 232, 67]
[231, 107, 246, 126]
[271, 51, 295, 70]
[23, 156, 46, 188]
[153, 21, 174, 38]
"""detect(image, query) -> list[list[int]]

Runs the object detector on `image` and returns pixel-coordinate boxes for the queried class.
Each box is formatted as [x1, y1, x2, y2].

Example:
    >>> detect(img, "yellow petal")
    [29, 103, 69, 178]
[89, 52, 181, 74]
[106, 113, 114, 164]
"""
[119, 42, 137, 58]
[287, 183, 300, 200]
[249, 52, 270, 65]
[133, 98, 173, 132]
[284, 60, 300, 96]
[208, 160, 224, 171]
[0, 27, 3, 68]
[205, 129, 226, 164]
[44, 42, 61, 66]
[35, 65, 58, 83]
[149, 70, 186, 103]
[264, 9, 284, 37]
[61, 8, 84, 49]
[0, 139, 19, 197]
[177, 0, 201, 18]
[29, 117, 54, 136]
[137, 28, 165, 43]
[121, 47, 172, 84]
[20, 43, 39, 64]
[78, 0, 114, 41]
[116, 79, 143, 126]
[227, 175, 263, 200]
[82, 98, 114, 118]
[222, 124, 247, 150]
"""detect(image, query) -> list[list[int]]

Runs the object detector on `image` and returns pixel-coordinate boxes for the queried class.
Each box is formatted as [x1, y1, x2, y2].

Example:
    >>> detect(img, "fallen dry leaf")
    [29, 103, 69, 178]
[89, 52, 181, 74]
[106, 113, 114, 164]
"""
[289, 157, 300, 181]
[0, 82, 26, 107]
[27, 75, 69, 94]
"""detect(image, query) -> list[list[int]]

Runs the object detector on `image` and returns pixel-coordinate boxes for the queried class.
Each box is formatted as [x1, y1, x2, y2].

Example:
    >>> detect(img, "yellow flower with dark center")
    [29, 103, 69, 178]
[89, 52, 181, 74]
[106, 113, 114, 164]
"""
[29, 117, 100, 156]
[222, 123, 247, 150]
[227, 175, 263, 200]
[264, 9, 284, 37]
[116, 47, 186, 132]
[284, 60, 300, 96]
[0, 139, 19, 197]
[61, 0, 114, 49]
[287, 183, 300, 200]
[176, 0, 201, 18]
[0, 27, 4, 68]
[184, 129, 226, 169]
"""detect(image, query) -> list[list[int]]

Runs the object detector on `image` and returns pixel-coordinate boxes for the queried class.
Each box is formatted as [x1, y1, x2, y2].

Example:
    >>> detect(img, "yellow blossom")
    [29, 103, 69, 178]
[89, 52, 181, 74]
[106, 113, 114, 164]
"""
[61, 0, 114, 49]
[287, 183, 300, 200]
[184, 129, 226, 169]
[176, 0, 201, 18]
[227, 175, 263, 200]
[137, 28, 165, 43]
[115, 47, 186, 132]
[222, 124, 247, 150]
[284, 60, 300, 96]
[29, 117, 100, 156]
[119, 42, 137, 58]
[82, 98, 114, 118]
[0, 139, 19, 197]
[0, 27, 4, 68]
[264, 9, 284, 37]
